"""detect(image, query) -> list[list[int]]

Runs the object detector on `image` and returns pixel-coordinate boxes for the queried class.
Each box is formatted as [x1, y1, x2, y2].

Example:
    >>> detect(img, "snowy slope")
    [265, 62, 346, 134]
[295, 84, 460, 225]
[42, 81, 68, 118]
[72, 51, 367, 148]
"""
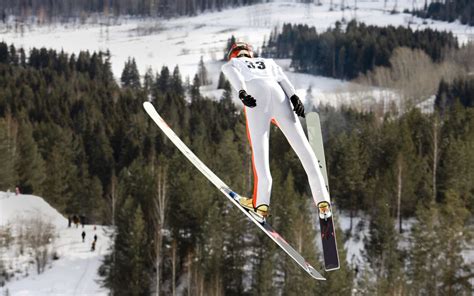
[0, 193, 66, 228]
[0, 0, 472, 108]
[0, 192, 111, 295]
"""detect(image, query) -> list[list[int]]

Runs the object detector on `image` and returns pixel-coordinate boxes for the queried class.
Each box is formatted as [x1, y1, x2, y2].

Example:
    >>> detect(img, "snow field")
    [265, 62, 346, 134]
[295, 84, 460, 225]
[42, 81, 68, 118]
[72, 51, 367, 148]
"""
[0, 0, 472, 110]
[0, 193, 111, 295]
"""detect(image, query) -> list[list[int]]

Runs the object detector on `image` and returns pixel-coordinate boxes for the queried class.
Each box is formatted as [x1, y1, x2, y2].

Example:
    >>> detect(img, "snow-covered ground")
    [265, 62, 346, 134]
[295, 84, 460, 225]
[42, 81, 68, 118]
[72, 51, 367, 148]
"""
[1, 0, 472, 109]
[337, 213, 367, 268]
[0, 192, 111, 295]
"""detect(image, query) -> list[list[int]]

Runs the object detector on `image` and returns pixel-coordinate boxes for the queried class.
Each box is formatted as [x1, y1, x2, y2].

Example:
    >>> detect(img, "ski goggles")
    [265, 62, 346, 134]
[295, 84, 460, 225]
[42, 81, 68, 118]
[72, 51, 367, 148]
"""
[227, 43, 254, 60]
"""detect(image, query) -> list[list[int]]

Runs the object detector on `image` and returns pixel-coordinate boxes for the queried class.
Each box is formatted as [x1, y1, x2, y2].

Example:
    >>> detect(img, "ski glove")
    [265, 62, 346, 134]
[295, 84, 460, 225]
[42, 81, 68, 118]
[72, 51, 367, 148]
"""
[290, 95, 305, 118]
[239, 90, 257, 108]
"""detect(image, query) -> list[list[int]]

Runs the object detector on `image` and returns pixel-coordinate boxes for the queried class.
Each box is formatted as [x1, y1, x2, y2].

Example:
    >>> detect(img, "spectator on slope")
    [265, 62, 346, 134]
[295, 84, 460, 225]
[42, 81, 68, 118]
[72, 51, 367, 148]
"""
[81, 231, 86, 243]
[79, 215, 86, 228]
[73, 215, 79, 228]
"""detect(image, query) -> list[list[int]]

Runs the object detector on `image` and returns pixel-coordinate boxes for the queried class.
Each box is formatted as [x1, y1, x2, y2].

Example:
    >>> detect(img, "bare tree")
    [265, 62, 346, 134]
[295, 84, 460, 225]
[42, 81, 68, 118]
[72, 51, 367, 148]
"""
[109, 173, 117, 227]
[444, 42, 474, 74]
[187, 251, 193, 296]
[341, 0, 346, 21]
[171, 239, 177, 296]
[0, 224, 14, 248]
[358, 47, 461, 115]
[0, 224, 14, 281]
[396, 156, 403, 233]
[20, 216, 56, 274]
[431, 114, 440, 203]
[353, 0, 358, 19]
[151, 165, 168, 295]
[393, 0, 399, 13]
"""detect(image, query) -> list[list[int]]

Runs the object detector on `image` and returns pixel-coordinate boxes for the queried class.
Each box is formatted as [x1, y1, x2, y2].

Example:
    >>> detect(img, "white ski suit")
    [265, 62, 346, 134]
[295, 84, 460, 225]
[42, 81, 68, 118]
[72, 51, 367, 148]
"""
[221, 57, 330, 208]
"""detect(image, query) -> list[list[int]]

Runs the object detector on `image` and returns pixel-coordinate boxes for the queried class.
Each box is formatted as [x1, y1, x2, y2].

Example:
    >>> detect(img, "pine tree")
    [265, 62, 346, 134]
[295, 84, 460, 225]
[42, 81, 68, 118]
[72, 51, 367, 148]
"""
[15, 120, 46, 194]
[143, 67, 154, 94]
[364, 197, 404, 294]
[156, 66, 170, 94]
[42, 143, 72, 212]
[207, 129, 247, 294]
[171, 65, 185, 98]
[120, 57, 141, 89]
[197, 56, 211, 86]
[0, 42, 9, 63]
[270, 171, 320, 294]
[199, 195, 227, 295]
[0, 118, 17, 191]
[79, 175, 104, 224]
[129, 204, 149, 295]
[190, 74, 201, 102]
[37, 125, 77, 212]
[109, 197, 151, 295]
[217, 72, 227, 89]
[331, 131, 365, 231]
[439, 136, 474, 209]
[408, 202, 441, 295]
[84, 123, 114, 188]
[220, 80, 233, 106]
[251, 230, 278, 295]
[437, 190, 473, 295]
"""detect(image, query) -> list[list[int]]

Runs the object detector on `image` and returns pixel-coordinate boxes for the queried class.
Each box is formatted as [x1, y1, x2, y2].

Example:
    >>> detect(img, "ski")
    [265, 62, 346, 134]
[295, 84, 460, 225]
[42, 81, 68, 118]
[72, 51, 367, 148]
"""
[307, 111, 340, 271]
[319, 215, 339, 270]
[143, 102, 325, 281]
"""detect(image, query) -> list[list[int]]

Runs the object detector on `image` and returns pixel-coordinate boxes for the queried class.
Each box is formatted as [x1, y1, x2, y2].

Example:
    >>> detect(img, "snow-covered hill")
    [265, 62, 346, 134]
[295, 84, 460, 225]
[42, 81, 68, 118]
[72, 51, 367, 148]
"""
[0, 193, 66, 227]
[1, 0, 472, 109]
[0, 192, 111, 295]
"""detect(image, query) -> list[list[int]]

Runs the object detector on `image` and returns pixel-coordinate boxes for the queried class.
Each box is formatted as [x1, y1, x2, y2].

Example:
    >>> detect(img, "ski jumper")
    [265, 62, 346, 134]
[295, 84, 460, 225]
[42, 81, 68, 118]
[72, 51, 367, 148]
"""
[221, 57, 330, 208]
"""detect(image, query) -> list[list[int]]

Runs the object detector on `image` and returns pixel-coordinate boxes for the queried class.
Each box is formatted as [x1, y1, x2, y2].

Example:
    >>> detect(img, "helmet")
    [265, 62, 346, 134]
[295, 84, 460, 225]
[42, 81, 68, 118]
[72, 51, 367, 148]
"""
[227, 42, 254, 60]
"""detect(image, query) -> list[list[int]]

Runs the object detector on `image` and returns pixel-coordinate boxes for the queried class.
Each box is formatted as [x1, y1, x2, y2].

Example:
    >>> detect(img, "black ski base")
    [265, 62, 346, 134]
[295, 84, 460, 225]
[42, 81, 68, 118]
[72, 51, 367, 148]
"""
[319, 216, 340, 271]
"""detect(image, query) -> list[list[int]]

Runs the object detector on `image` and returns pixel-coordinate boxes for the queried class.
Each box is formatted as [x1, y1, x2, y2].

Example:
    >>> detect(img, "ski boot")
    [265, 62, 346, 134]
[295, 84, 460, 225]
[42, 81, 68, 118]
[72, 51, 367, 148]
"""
[239, 197, 268, 222]
[318, 201, 332, 220]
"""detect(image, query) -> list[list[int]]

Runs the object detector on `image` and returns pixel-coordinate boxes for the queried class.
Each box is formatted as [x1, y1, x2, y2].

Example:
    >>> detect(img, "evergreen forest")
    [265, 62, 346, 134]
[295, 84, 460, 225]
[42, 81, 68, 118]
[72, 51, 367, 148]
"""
[262, 21, 459, 79]
[413, 0, 474, 26]
[0, 32, 472, 295]
[0, 0, 264, 21]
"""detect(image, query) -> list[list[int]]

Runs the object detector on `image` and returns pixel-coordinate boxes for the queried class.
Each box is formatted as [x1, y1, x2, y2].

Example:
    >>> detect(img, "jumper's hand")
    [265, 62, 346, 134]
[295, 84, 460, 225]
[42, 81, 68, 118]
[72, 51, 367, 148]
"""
[239, 90, 256, 108]
[290, 95, 305, 118]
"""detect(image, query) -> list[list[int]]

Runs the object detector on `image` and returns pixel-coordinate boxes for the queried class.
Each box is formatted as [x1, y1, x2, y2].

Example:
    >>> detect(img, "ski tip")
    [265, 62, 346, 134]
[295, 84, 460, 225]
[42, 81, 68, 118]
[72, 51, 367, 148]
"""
[143, 101, 153, 113]
[143, 101, 154, 112]
[305, 263, 326, 281]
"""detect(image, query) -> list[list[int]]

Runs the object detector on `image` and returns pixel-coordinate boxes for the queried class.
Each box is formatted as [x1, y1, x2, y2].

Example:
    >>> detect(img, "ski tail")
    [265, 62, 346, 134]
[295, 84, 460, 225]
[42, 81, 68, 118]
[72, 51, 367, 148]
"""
[307, 111, 341, 271]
